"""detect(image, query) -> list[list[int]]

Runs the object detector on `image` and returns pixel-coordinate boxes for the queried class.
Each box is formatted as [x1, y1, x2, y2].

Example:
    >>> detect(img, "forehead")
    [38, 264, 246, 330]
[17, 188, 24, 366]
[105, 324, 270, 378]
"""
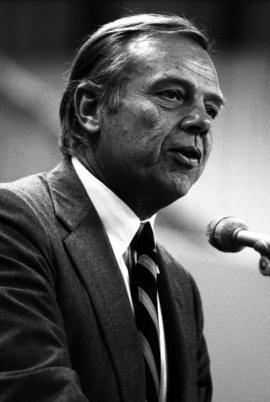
[127, 34, 222, 95]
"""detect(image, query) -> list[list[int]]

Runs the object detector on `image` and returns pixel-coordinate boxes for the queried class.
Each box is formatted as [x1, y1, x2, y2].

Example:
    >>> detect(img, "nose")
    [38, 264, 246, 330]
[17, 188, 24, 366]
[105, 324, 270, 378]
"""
[180, 110, 211, 136]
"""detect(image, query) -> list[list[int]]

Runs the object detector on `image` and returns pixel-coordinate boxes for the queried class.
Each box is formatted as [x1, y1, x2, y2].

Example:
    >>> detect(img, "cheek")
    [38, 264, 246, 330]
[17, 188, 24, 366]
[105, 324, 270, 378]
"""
[203, 133, 213, 160]
[135, 105, 168, 153]
[135, 102, 161, 130]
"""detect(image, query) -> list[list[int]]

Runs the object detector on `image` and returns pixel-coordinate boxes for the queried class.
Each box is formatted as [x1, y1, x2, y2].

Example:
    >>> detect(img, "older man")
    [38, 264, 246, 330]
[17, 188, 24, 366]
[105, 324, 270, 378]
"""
[0, 13, 223, 402]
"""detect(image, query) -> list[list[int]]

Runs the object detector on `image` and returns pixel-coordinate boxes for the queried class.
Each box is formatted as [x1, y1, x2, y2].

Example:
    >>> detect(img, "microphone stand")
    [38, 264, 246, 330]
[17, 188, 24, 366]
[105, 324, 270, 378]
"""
[252, 240, 270, 276]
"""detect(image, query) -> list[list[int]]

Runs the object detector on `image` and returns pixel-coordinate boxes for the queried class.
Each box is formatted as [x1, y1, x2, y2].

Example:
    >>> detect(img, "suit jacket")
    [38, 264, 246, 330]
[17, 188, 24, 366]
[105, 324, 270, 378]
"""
[0, 158, 212, 401]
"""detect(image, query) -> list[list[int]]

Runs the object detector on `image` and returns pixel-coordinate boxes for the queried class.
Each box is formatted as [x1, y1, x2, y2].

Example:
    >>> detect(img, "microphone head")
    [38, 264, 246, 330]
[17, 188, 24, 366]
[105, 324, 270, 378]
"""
[206, 216, 249, 252]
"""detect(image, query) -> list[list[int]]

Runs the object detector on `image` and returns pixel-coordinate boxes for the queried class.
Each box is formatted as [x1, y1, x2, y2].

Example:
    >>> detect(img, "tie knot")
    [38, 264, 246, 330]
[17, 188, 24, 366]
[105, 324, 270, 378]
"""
[132, 221, 156, 256]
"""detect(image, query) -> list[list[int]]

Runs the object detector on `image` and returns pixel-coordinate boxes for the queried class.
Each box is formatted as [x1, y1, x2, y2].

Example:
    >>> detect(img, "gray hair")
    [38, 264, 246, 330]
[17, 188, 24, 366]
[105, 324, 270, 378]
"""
[59, 13, 210, 156]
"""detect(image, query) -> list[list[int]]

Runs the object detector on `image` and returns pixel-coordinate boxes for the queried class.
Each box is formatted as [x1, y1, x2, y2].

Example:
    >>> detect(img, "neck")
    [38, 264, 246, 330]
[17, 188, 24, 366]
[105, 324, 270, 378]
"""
[74, 150, 176, 220]
[116, 190, 174, 221]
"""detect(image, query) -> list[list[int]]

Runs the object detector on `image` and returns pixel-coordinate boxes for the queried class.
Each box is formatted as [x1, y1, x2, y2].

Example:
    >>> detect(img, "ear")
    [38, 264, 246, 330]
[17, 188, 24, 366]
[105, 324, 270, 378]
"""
[74, 82, 100, 134]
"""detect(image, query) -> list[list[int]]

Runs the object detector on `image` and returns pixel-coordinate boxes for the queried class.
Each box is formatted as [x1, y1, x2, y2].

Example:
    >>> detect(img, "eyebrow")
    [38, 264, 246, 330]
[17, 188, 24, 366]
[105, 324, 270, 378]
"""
[150, 75, 226, 107]
[205, 92, 226, 108]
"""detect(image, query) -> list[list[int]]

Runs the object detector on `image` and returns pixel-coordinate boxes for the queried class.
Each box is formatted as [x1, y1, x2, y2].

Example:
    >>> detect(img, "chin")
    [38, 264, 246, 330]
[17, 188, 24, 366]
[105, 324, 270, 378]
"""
[158, 182, 192, 208]
[147, 171, 196, 207]
[174, 186, 191, 200]
[171, 174, 195, 197]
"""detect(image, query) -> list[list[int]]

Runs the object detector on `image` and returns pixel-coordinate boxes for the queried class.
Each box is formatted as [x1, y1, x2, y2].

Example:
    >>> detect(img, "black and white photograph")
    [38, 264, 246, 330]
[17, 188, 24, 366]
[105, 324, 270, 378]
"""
[0, 1, 270, 401]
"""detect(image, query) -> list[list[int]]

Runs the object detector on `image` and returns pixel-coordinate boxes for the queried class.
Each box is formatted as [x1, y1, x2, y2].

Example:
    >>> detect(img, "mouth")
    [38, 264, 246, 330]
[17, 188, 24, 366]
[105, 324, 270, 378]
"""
[168, 146, 202, 169]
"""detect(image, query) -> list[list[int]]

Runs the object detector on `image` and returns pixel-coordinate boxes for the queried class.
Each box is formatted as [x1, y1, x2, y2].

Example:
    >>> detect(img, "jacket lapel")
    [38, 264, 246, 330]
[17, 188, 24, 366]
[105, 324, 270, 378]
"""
[157, 244, 194, 401]
[47, 159, 145, 402]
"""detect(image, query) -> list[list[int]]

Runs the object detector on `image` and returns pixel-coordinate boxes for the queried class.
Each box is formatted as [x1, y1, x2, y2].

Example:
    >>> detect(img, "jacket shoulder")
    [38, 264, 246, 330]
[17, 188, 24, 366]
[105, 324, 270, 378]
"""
[0, 171, 56, 259]
[0, 171, 50, 209]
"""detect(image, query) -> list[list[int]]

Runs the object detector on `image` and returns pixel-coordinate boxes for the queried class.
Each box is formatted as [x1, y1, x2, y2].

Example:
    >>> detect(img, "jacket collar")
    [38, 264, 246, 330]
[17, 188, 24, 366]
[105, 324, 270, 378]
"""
[157, 245, 195, 400]
[47, 158, 145, 402]
[47, 158, 90, 231]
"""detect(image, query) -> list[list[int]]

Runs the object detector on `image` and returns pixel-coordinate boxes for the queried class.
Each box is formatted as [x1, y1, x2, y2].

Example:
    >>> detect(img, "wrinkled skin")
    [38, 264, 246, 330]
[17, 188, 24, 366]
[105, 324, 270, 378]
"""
[78, 35, 224, 219]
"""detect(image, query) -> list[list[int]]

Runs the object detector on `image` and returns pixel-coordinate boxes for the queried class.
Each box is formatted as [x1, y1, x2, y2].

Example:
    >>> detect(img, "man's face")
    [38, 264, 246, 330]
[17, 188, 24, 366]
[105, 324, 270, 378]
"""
[94, 35, 223, 215]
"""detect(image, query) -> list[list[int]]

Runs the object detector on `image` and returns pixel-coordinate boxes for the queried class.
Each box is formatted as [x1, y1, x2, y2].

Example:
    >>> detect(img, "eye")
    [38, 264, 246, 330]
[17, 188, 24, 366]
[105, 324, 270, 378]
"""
[205, 104, 219, 119]
[158, 89, 184, 102]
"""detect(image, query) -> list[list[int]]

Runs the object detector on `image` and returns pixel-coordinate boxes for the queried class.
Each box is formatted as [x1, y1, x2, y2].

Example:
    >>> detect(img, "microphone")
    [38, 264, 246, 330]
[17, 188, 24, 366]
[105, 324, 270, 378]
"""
[207, 216, 270, 253]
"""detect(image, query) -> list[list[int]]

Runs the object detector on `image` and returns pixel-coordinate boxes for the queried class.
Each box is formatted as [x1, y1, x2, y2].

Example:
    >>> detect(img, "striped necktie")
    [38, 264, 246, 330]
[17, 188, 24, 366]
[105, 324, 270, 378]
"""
[130, 222, 160, 402]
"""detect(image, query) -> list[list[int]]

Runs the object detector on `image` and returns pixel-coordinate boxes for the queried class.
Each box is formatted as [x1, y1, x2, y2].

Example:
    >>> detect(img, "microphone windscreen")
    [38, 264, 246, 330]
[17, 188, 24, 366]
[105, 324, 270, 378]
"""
[206, 216, 248, 252]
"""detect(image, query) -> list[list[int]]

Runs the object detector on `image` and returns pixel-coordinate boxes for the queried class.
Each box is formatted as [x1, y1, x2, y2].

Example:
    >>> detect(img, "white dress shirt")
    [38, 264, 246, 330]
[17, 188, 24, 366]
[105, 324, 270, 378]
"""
[72, 156, 167, 402]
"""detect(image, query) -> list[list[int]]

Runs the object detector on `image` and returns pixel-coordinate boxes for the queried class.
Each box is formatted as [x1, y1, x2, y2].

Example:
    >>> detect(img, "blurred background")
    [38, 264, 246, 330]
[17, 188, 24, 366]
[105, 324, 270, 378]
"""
[1, 1, 270, 400]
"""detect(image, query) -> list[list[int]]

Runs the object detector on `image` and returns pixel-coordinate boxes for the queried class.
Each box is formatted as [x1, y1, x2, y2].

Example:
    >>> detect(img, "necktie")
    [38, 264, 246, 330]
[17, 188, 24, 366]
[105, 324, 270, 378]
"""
[130, 222, 160, 402]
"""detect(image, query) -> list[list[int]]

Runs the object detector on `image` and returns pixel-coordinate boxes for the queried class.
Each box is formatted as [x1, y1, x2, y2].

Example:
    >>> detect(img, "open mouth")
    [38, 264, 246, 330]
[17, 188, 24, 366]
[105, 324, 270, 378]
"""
[169, 146, 202, 168]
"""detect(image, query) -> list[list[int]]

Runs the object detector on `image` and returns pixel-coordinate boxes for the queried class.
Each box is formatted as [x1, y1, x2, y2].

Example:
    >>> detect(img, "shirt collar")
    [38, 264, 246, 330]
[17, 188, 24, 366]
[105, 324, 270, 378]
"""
[72, 157, 155, 262]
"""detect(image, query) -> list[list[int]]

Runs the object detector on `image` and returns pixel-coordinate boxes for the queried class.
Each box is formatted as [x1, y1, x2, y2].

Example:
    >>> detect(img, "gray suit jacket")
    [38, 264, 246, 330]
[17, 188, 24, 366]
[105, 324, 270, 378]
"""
[0, 159, 212, 401]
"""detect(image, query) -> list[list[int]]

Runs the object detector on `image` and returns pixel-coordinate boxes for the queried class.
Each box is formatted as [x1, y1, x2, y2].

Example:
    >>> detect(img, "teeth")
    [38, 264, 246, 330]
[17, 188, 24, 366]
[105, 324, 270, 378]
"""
[179, 150, 200, 162]
[169, 147, 202, 166]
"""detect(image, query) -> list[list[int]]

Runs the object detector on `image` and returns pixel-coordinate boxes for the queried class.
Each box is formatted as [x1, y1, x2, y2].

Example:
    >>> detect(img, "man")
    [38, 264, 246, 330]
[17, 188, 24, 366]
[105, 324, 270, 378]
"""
[0, 13, 224, 402]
